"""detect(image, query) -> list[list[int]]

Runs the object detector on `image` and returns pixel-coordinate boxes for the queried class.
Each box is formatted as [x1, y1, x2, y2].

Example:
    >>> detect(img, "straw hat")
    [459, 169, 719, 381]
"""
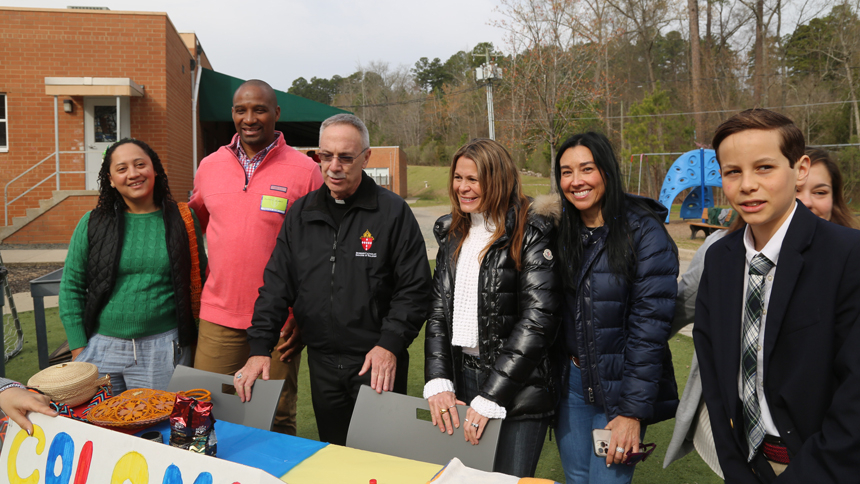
[27, 362, 107, 407]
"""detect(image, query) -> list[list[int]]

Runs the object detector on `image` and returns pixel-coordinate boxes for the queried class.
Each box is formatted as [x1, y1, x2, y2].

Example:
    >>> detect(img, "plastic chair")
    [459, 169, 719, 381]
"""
[167, 365, 284, 431]
[345, 385, 501, 471]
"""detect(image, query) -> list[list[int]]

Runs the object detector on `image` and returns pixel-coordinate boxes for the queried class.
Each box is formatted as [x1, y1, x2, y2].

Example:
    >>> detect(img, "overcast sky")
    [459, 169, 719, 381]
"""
[3, 0, 507, 93]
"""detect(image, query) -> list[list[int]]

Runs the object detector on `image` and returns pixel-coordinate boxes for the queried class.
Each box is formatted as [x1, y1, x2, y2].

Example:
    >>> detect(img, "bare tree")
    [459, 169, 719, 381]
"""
[605, 0, 679, 90]
[564, 0, 618, 134]
[754, 0, 765, 104]
[808, 1, 860, 140]
[496, 0, 600, 187]
[689, 0, 705, 141]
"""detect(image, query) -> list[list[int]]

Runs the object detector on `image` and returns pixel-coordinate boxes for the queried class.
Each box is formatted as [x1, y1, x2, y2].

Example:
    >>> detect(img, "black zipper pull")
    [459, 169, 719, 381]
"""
[588, 387, 595, 403]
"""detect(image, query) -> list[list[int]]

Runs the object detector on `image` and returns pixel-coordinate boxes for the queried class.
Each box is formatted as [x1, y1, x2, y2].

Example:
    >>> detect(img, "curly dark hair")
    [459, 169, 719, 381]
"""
[95, 138, 174, 214]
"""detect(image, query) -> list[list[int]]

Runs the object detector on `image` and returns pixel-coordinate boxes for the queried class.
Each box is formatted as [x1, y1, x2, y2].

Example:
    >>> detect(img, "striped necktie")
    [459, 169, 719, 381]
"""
[741, 253, 774, 461]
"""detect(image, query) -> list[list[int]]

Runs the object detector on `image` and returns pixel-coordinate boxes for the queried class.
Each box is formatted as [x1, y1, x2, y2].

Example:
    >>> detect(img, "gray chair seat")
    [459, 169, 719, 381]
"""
[346, 385, 501, 471]
[167, 365, 284, 431]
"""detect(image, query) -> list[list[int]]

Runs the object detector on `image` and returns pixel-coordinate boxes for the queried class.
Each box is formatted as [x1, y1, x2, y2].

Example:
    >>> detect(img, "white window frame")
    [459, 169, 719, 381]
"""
[364, 167, 390, 187]
[0, 94, 7, 152]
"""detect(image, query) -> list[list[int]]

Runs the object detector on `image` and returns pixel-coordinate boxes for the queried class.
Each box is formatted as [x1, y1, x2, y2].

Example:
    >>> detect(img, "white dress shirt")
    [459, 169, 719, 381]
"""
[737, 202, 797, 438]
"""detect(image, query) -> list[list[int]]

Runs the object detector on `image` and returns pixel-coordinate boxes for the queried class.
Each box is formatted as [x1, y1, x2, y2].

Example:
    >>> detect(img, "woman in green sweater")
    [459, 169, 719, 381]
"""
[59, 139, 206, 394]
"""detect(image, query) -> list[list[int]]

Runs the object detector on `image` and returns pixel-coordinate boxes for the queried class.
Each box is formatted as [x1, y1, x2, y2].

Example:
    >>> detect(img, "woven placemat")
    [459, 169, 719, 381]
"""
[87, 388, 211, 430]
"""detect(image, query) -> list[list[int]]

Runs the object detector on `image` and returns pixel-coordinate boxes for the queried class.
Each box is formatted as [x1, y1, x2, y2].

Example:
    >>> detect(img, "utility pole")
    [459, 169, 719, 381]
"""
[473, 48, 502, 140]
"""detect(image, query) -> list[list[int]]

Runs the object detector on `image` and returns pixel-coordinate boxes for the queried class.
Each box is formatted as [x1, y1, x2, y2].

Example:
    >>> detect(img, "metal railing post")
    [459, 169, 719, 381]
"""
[116, 96, 121, 141]
[54, 96, 60, 191]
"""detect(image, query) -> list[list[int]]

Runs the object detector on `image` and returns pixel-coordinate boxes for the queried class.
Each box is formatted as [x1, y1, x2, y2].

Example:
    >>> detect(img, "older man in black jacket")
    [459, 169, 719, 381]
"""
[235, 114, 432, 445]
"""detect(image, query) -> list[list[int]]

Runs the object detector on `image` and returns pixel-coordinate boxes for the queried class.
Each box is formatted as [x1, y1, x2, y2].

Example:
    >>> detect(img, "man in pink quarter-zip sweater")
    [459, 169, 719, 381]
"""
[189, 80, 323, 435]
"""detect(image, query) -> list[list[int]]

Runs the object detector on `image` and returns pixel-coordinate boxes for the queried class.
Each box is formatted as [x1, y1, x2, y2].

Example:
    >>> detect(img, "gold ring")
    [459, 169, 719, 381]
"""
[440, 408, 448, 415]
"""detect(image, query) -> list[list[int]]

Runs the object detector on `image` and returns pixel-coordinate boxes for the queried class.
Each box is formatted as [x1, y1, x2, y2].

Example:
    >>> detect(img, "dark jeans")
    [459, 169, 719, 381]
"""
[458, 362, 549, 477]
[307, 347, 409, 445]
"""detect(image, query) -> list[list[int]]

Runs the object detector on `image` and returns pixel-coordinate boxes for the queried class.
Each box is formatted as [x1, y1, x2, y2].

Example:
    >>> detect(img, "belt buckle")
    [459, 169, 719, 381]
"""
[570, 355, 581, 368]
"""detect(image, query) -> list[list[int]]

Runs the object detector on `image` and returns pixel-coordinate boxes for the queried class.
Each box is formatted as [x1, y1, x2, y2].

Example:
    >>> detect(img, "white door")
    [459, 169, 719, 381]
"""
[84, 97, 130, 190]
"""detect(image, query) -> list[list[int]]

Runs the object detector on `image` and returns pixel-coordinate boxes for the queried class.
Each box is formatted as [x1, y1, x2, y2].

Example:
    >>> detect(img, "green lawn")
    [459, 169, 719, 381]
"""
[407, 165, 551, 206]
[6, 278, 719, 483]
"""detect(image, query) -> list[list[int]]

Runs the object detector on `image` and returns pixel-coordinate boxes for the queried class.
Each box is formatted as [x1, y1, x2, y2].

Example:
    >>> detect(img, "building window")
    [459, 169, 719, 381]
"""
[0, 94, 7, 152]
[364, 167, 390, 187]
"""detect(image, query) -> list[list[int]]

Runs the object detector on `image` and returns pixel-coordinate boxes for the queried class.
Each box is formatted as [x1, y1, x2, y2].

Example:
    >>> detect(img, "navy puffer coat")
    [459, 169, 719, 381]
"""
[557, 194, 679, 424]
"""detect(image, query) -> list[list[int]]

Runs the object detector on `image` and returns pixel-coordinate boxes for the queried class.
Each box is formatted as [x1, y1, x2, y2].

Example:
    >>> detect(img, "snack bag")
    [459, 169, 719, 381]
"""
[168, 393, 217, 456]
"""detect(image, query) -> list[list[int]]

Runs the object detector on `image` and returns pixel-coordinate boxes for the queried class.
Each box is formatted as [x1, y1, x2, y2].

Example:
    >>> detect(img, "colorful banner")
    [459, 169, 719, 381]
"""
[0, 413, 283, 484]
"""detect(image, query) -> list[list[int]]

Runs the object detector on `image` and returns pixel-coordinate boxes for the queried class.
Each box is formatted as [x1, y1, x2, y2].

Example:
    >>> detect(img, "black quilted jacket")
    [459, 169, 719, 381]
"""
[424, 200, 561, 419]
[84, 201, 200, 347]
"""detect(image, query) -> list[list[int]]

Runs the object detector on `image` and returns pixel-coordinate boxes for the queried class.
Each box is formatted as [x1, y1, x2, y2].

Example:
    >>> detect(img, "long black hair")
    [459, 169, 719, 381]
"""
[554, 132, 634, 287]
[94, 138, 174, 215]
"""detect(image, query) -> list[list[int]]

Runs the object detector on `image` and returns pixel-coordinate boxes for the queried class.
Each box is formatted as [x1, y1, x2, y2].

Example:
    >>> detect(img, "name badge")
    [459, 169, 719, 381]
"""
[261, 195, 288, 214]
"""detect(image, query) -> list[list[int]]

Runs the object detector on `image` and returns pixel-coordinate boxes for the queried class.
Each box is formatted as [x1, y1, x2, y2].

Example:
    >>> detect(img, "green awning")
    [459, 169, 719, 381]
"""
[198, 68, 349, 122]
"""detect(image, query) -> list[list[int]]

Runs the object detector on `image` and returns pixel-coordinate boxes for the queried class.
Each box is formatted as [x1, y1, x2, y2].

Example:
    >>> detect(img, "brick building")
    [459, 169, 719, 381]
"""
[0, 6, 352, 244]
[0, 7, 210, 243]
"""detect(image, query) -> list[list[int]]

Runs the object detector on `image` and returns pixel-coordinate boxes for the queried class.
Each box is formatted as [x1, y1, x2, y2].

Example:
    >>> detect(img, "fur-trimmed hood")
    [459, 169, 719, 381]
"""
[531, 193, 562, 225]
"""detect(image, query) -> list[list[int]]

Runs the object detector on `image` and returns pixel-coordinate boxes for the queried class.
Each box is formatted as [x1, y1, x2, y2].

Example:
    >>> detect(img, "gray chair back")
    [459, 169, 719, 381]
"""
[167, 365, 284, 431]
[346, 385, 501, 471]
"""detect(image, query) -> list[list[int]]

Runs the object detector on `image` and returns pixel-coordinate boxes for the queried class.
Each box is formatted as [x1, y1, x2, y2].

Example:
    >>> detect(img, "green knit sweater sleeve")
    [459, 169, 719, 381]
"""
[59, 212, 91, 350]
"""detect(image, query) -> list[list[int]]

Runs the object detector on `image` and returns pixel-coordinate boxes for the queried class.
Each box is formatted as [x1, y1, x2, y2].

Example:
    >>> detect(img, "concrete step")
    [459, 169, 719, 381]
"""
[38, 198, 55, 210]
[2, 250, 68, 264]
[3, 292, 57, 315]
[1, 190, 97, 243]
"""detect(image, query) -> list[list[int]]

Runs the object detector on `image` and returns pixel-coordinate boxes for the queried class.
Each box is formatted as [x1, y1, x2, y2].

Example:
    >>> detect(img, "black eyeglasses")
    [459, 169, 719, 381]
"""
[318, 147, 368, 165]
[624, 442, 656, 466]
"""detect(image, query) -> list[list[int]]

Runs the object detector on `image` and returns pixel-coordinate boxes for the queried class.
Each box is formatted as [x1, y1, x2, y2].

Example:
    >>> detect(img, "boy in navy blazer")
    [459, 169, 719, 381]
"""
[694, 109, 860, 483]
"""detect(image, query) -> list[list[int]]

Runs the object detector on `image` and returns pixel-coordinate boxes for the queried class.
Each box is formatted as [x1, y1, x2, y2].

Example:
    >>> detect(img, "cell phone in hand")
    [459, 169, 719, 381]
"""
[592, 428, 612, 457]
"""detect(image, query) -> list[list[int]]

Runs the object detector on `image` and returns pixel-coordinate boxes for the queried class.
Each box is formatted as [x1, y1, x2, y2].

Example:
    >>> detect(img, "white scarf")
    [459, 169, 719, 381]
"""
[451, 213, 495, 351]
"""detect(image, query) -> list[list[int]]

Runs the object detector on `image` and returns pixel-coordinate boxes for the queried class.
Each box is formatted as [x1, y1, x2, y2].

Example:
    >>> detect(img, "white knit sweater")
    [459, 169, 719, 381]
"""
[424, 213, 506, 419]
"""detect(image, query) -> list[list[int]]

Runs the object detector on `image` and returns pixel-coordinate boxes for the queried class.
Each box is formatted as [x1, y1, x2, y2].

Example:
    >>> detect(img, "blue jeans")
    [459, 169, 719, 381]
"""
[459, 363, 549, 478]
[76, 327, 190, 394]
[556, 360, 641, 484]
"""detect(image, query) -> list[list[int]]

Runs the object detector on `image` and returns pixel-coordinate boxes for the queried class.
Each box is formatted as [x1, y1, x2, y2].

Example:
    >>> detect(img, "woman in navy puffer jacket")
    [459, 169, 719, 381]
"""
[553, 132, 679, 484]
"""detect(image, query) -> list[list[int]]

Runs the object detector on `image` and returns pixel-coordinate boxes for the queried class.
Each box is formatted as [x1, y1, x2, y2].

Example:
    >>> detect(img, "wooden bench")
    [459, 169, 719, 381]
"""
[686, 208, 733, 239]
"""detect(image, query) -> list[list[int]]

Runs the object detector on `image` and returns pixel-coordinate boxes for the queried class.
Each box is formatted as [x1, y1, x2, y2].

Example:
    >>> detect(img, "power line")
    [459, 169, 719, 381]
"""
[628, 65, 860, 86]
[495, 100, 853, 122]
[333, 85, 483, 109]
[332, 74, 854, 111]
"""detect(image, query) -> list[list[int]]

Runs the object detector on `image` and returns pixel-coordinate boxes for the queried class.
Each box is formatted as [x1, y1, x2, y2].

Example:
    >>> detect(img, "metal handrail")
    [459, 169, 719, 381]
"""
[4, 150, 86, 225]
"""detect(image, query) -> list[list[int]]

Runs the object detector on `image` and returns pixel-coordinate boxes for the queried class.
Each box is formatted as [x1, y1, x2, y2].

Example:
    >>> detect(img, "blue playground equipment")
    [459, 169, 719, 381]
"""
[657, 148, 720, 223]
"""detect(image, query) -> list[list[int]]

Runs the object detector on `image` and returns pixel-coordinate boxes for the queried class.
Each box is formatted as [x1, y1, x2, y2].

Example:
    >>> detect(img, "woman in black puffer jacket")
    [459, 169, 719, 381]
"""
[553, 132, 679, 484]
[424, 138, 560, 478]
